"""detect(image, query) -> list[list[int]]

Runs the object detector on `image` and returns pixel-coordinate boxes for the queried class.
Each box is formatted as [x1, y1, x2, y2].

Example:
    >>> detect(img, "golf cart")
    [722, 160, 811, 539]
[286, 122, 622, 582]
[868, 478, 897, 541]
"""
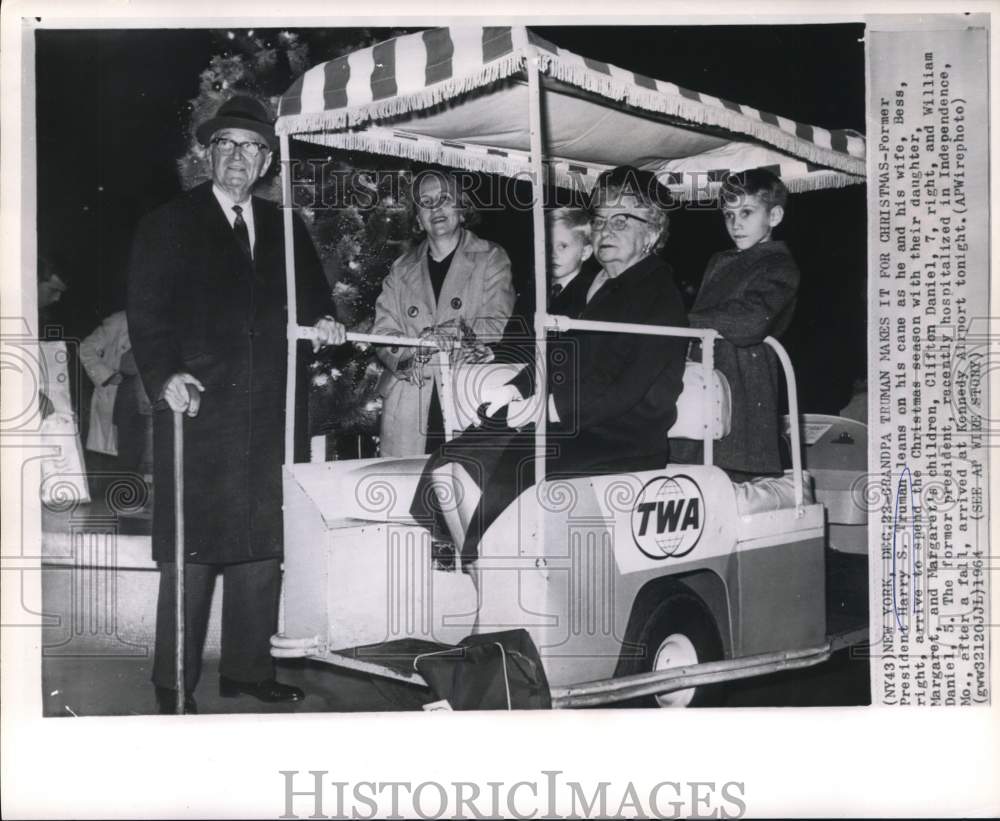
[266, 26, 869, 708]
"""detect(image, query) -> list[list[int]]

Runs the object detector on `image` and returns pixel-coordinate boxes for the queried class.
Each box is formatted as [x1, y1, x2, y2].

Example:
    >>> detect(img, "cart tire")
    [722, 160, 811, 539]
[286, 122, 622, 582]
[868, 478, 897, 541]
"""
[620, 590, 725, 708]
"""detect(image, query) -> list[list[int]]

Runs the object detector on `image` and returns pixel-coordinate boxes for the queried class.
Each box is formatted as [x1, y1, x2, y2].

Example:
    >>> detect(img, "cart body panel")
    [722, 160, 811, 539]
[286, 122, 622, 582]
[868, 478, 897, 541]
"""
[280, 457, 828, 690]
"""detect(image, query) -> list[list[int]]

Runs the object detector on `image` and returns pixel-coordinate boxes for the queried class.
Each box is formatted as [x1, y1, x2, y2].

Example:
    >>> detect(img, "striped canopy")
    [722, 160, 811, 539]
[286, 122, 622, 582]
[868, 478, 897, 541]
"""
[277, 27, 865, 198]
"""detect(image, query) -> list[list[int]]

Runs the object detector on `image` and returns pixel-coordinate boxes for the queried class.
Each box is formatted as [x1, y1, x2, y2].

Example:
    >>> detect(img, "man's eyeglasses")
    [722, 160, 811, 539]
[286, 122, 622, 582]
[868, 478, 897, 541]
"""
[211, 137, 269, 158]
[591, 213, 651, 232]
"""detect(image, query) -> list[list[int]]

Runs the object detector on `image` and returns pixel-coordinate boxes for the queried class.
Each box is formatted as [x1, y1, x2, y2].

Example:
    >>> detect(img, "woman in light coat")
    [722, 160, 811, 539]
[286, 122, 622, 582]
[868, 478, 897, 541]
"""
[372, 170, 515, 456]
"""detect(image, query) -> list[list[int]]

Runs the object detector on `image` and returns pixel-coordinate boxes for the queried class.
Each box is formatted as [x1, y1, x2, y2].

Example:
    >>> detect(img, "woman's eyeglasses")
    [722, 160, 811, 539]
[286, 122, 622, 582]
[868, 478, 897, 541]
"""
[416, 193, 458, 210]
[211, 137, 269, 158]
[591, 213, 651, 232]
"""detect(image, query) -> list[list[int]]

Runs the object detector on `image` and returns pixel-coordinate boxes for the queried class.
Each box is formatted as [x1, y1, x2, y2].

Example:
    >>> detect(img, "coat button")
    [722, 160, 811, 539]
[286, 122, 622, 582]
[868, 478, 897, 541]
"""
[407, 305, 419, 317]
[451, 297, 462, 310]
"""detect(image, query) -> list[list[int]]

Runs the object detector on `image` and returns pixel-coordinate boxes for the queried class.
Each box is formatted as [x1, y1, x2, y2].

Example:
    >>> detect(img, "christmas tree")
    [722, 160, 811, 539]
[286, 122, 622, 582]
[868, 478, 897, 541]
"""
[178, 28, 418, 457]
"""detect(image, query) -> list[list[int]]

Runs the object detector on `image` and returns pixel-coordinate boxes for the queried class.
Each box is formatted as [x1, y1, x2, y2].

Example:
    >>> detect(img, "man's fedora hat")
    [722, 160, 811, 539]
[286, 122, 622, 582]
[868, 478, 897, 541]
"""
[196, 95, 278, 151]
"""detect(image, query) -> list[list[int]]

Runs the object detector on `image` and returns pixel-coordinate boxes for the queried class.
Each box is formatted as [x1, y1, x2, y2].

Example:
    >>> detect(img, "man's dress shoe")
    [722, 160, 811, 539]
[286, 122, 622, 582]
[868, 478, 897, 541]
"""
[154, 685, 197, 715]
[218, 676, 305, 703]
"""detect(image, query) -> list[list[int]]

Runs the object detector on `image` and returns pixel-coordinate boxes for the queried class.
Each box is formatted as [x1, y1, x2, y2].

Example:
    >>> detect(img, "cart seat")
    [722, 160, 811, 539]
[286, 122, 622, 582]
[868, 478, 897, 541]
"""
[782, 414, 867, 525]
[667, 360, 732, 441]
[295, 361, 735, 527]
[451, 359, 731, 442]
[733, 469, 815, 516]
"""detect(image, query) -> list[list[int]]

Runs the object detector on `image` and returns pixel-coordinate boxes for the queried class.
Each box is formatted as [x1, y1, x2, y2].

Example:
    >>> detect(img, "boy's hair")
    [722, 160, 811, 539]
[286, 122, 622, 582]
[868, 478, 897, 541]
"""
[720, 168, 788, 210]
[547, 207, 591, 240]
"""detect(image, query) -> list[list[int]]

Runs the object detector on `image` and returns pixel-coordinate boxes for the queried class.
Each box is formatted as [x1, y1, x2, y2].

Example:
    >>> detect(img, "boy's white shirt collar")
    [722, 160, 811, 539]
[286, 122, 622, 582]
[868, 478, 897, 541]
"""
[213, 185, 256, 257]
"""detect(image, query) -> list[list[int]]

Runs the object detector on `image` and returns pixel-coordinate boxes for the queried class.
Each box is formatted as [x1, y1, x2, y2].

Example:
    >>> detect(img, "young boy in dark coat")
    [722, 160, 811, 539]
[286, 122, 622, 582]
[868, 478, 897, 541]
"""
[683, 169, 799, 480]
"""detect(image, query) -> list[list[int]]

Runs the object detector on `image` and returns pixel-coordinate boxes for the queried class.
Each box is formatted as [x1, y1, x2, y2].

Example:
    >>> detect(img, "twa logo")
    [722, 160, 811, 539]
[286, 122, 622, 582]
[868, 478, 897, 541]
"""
[631, 475, 705, 560]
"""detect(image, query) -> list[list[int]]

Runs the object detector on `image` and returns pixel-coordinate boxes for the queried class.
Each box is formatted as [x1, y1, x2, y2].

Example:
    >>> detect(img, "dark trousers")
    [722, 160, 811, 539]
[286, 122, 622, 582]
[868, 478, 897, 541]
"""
[424, 383, 446, 454]
[152, 558, 281, 691]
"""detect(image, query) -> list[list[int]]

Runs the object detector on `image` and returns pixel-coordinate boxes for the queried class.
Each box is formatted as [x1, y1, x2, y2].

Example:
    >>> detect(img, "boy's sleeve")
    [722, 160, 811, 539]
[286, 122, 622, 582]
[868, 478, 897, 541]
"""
[688, 251, 799, 346]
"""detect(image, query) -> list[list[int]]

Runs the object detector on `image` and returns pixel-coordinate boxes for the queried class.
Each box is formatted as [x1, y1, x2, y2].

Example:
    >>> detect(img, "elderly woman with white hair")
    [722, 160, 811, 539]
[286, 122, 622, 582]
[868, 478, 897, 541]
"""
[411, 165, 689, 571]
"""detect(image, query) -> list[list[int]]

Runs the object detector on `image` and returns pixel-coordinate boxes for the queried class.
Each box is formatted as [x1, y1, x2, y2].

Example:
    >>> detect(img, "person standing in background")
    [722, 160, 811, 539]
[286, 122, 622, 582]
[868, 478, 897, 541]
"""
[79, 309, 131, 458]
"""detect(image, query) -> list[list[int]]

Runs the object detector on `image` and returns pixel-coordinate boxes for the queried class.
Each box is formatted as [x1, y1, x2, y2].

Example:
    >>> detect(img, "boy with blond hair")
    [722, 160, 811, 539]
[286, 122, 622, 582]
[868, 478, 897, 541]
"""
[546, 207, 595, 315]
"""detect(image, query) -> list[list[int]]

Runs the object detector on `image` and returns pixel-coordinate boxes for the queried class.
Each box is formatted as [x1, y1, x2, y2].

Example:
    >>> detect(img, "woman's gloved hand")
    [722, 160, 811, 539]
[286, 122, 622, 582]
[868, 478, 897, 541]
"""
[395, 356, 430, 385]
[480, 383, 522, 418]
[416, 324, 460, 364]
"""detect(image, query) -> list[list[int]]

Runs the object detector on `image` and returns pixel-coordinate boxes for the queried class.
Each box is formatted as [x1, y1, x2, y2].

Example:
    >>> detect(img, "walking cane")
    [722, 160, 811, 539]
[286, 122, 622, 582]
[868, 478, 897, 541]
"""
[173, 408, 185, 715]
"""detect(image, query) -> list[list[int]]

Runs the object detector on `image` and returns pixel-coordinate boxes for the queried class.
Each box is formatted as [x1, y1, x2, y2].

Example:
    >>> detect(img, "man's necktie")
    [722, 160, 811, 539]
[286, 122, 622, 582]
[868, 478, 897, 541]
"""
[232, 205, 252, 259]
[550, 282, 564, 302]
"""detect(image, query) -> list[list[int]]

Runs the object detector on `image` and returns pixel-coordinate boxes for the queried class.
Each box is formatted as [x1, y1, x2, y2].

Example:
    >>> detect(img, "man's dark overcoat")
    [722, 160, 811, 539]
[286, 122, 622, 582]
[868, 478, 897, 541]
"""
[128, 181, 331, 564]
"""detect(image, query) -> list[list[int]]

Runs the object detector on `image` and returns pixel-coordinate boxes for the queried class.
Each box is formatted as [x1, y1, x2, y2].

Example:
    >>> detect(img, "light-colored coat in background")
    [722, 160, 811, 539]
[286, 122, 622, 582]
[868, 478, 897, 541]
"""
[79, 310, 131, 455]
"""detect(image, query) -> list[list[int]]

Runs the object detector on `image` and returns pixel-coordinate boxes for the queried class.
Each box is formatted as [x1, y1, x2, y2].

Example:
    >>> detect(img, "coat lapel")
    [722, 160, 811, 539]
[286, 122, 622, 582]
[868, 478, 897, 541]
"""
[695, 250, 739, 309]
[584, 269, 628, 315]
[195, 182, 254, 276]
[584, 255, 661, 316]
[414, 241, 437, 322]
[252, 198, 283, 280]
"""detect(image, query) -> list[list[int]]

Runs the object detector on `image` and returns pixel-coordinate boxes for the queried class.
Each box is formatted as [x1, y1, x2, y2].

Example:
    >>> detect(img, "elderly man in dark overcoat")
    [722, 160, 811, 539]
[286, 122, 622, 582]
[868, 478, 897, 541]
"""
[127, 96, 345, 713]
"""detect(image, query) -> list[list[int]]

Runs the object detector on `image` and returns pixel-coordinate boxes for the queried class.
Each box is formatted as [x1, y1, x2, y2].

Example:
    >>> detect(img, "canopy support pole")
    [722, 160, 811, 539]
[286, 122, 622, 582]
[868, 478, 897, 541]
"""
[527, 55, 548, 557]
[702, 332, 716, 468]
[280, 133, 298, 466]
[764, 335, 804, 511]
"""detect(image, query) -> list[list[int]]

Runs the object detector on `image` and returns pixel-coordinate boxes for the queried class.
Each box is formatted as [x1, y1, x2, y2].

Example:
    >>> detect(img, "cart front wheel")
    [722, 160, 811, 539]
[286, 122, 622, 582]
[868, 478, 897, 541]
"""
[623, 590, 725, 708]
[651, 632, 702, 707]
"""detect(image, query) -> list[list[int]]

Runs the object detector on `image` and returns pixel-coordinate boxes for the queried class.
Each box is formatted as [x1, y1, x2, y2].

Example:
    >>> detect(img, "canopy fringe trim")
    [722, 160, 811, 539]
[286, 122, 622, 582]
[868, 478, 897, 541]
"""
[535, 52, 865, 177]
[296, 131, 863, 200]
[276, 52, 526, 137]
